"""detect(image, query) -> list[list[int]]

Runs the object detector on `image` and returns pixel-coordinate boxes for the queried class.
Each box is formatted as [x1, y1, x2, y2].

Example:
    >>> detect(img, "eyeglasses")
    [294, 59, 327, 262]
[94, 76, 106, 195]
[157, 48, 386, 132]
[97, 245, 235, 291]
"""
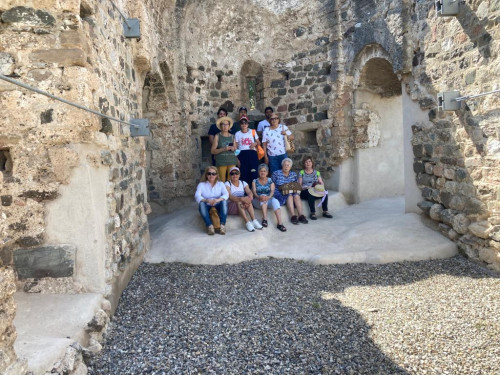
[206, 172, 217, 176]
[270, 118, 279, 121]
[230, 171, 239, 175]
[222, 123, 230, 126]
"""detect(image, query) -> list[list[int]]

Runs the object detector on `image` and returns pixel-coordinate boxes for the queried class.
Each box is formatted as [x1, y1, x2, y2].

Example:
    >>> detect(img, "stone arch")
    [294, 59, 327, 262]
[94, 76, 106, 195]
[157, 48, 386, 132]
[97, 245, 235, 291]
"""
[240, 60, 264, 111]
[143, 62, 194, 208]
[351, 44, 401, 97]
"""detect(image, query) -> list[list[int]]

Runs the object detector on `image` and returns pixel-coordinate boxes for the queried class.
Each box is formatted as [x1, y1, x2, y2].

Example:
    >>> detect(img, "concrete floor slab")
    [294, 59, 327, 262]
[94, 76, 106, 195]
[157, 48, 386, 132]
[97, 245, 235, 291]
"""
[14, 292, 102, 375]
[147, 196, 458, 265]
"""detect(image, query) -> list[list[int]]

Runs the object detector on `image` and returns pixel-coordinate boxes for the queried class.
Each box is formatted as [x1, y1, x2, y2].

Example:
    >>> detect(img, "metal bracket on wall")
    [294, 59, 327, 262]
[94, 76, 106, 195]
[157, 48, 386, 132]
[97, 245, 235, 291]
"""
[109, 1, 141, 38]
[123, 18, 140, 39]
[437, 91, 461, 111]
[130, 119, 150, 137]
[435, 0, 460, 17]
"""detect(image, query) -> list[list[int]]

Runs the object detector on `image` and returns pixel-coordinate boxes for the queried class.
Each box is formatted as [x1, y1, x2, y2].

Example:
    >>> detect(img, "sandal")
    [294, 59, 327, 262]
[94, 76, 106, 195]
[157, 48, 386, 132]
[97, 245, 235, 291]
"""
[277, 224, 287, 232]
[299, 215, 308, 224]
[323, 212, 333, 218]
[291, 215, 299, 225]
[309, 213, 317, 220]
[262, 219, 268, 227]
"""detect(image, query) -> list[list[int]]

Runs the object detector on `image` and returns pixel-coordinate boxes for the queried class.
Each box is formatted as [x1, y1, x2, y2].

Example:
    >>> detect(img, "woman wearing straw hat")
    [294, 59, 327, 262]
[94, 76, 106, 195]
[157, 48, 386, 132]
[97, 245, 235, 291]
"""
[297, 155, 333, 220]
[211, 116, 238, 182]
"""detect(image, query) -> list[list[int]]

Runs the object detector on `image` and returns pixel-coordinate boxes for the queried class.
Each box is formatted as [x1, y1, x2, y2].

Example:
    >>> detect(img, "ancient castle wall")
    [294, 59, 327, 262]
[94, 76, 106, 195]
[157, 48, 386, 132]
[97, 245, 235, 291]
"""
[0, 0, 159, 368]
[407, 0, 500, 270]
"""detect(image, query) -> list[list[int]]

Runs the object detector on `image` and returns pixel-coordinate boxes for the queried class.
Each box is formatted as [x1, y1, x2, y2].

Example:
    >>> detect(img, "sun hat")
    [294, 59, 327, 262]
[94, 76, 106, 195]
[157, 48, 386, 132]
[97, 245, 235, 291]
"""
[229, 166, 240, 173]
[308, 184, 327, 198]
[216, 116, 234, 130]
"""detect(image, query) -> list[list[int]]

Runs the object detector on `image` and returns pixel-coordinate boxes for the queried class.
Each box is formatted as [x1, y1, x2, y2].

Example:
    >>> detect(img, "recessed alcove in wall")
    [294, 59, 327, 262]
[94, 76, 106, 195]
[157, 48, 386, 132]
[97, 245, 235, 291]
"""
[0, 148, 13, 176]
[200, 136, 211, 165]
[302, 129, 318, 147]
[240, 60, 263, 111]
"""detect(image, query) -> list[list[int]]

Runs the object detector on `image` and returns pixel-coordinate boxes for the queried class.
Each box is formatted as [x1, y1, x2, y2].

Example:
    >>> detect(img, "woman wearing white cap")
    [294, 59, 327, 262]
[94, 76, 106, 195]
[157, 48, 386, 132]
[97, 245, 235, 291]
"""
[225, 166, 263, 232]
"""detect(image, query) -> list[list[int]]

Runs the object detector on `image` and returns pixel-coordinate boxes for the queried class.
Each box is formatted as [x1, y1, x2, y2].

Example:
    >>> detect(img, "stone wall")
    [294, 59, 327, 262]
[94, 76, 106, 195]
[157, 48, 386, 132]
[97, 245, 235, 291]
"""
[0, 267, 26, 374]
[0, 0, 157, 369]
[407, 0, 500, 270]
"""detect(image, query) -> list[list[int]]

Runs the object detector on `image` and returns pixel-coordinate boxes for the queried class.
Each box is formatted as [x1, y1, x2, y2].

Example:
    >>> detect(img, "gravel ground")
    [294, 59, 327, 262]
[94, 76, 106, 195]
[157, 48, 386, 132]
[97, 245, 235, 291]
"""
[87, 256, 500, 375]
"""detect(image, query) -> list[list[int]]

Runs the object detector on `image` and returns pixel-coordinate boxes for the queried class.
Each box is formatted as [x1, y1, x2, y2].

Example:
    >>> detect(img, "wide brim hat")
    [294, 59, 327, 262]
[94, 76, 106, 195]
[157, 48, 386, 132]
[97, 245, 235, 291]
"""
[216, 116, 234, 130]
[308, 184, 326, 197]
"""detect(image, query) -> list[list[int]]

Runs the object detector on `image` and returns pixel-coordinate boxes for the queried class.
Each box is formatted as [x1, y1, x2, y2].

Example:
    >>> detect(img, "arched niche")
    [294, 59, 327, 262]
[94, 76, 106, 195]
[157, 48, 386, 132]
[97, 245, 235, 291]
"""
[240, 60, 264, 111]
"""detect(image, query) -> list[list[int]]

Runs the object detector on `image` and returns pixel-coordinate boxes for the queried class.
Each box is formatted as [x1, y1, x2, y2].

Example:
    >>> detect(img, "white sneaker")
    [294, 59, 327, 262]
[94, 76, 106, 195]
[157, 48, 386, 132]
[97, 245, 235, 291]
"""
[252, 219, 263, 230]
[245, 221, 255, 232]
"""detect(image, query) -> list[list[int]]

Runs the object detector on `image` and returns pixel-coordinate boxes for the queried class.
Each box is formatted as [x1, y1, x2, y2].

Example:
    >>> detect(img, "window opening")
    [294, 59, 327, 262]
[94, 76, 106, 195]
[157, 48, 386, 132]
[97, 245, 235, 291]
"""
[248, 78, 256, 110]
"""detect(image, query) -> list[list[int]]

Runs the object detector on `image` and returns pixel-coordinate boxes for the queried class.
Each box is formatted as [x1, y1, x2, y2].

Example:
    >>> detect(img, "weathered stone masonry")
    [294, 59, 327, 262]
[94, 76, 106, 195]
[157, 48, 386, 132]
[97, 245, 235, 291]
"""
[0, 0, 499, 373]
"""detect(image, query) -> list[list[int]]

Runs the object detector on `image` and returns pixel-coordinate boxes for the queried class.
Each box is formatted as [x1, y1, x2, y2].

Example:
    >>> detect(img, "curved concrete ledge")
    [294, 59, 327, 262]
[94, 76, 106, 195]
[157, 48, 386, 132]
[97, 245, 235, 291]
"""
[13, 293, 102, 375]
[147, 195, 457, 265]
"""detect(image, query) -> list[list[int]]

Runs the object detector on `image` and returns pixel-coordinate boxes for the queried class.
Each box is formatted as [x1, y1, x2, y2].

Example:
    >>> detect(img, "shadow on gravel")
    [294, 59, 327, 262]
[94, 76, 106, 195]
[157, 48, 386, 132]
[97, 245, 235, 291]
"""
[87, 256, 498, 374]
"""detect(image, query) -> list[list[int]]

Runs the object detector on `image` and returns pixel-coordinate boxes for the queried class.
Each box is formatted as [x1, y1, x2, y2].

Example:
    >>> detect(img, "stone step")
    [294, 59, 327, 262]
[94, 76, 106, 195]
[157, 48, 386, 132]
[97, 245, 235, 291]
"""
[13, 292, 103, 375]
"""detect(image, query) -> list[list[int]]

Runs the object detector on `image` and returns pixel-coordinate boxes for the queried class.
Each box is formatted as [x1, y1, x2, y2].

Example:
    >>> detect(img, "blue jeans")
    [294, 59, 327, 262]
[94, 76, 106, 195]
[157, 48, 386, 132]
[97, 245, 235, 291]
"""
[268, 153, 288, 174]
[198, 200, 227, 227]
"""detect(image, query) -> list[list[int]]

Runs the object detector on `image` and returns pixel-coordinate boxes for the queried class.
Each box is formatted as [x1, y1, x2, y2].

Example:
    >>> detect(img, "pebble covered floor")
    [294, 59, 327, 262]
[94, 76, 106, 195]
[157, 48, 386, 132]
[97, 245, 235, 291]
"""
[88, 256, 500, 374]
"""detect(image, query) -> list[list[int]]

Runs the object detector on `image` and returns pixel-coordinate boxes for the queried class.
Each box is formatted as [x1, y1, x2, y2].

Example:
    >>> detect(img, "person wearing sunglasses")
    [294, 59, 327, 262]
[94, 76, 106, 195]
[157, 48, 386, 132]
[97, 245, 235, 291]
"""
[262, 113, 294, 173]
[225, 167, 263, 232]
[195, 166, 229, 235]
[211, 116, 238, 182]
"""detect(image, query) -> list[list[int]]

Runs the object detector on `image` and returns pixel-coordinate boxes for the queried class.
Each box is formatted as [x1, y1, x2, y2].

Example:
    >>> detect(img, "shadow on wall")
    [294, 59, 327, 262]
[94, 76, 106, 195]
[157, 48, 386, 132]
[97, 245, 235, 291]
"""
[87, 257, 499, 374]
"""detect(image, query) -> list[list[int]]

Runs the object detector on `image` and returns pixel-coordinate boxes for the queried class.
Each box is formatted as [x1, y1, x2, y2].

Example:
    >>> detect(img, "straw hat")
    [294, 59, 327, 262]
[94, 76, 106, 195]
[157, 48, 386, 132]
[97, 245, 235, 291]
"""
[216, 116, 234, 130]
[308, 184, 327, 197]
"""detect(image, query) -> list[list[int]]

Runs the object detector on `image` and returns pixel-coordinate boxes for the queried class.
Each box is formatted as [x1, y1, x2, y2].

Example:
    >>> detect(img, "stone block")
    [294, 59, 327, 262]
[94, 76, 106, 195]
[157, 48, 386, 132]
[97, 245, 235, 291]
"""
[290, 79, 302, 87]
[443, 168, 455, 180]
[1, 6, 55, 26]
[0, 52, 15, 76]
[60, 31, 84, 49]
[452, 213, 470, 234]
[30, 49, 86, 67]
[417, 173, 433, 187]
[424, 163, 434, 174]
[413, 161, 425, 173]
[417, 200, 434, 214]
[439, 209, 457, 226]
[271, 80, 286, 88]
[14, 245, 75, 279]
[430, 203, 444, 221]
[1, 195, 12, 206]
[468, 221, 491, 239]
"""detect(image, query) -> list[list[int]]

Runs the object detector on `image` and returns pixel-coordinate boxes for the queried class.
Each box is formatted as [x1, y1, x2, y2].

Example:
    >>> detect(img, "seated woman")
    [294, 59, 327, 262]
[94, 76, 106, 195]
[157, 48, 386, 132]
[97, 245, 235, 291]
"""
[272, 158, 308, 225]
[225, 167, 263, 232]
[252, 164, 286, 232]
[194, 166, 229, 235]
[298, 156, 333, 220]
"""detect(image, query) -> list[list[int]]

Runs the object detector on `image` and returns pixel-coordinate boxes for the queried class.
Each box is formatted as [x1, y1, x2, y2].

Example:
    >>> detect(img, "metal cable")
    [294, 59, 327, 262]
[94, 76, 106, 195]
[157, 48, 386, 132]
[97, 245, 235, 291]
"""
[0, 74, 138, 128]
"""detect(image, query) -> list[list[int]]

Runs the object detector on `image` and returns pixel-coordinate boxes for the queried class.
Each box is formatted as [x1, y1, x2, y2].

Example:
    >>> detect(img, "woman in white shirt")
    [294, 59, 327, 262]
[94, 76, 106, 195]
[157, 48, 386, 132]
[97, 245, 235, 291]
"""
[194, 166, 229, 235]
[234, 116, 260, 185]
[225, 167, 263, 232]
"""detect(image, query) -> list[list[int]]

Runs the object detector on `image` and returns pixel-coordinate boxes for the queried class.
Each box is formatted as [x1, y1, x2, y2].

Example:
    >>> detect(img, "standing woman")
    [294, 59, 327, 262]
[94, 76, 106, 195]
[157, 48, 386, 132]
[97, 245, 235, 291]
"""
[234, 115, 260, 185]
[298, 156, 333, 220]
[262, 113, 294, 173]
[194, 166, 229, 235]
[211, 116, 238, 182]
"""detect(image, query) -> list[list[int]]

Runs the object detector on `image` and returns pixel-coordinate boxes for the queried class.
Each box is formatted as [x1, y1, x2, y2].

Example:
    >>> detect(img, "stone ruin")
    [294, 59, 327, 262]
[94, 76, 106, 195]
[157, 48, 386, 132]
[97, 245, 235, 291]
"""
[0, 0, 498, 373]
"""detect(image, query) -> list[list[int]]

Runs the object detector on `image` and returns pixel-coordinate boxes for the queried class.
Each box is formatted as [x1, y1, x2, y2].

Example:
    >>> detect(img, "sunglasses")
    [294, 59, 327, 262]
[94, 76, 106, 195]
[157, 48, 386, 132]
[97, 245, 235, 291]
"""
[206, 172, 217, 176]
[230, 171, 240, 175]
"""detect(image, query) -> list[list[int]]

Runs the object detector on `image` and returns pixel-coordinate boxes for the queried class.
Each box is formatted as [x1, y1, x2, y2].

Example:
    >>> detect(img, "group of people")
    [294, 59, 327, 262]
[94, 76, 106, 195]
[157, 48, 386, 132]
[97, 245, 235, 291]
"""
[195, 105, 333, 235]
